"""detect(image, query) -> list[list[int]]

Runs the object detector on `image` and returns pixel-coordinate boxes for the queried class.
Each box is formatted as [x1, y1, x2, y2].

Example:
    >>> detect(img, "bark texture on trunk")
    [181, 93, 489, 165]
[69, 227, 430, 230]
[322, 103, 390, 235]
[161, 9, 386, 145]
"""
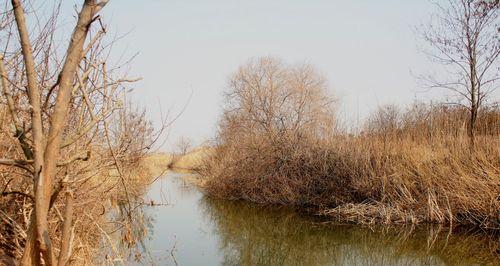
[57, 191, 74, 266]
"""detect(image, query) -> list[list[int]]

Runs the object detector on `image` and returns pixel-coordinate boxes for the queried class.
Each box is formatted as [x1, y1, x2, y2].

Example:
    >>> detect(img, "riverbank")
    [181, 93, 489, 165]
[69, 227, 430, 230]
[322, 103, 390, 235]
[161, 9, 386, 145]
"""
[165, 132, 499, 230]
[200, 134, 499, 229]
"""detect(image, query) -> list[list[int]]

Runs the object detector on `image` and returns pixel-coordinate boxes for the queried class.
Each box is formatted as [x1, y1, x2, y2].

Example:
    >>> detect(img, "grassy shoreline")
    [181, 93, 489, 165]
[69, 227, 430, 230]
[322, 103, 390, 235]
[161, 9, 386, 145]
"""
[166, 132, 499, 230]
[200, 137, 499, 230]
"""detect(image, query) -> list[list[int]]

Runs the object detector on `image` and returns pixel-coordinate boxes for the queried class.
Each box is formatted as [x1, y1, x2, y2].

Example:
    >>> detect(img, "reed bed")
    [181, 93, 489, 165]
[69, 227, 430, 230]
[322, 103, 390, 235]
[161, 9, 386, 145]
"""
[202, 131, 499, 229]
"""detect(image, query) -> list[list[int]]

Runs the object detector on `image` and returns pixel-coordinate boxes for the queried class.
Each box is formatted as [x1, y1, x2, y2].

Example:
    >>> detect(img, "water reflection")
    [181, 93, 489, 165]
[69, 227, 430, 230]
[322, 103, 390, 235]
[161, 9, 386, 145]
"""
[135, 173, 499, 265]
[202, 197, 498, 266]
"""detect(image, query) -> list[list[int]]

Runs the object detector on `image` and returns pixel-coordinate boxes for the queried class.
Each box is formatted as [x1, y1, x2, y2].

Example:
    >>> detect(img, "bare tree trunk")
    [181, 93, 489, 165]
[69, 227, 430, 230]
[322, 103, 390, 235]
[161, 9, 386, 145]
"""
[466, 4, 477, 150]
[20, 213, 40, 266]
[39, 3, 101, 263]
[469, 99, 477, 149]
[3, 47, 40, 266]
[468, 65, 478, 149]
[57, 191, 73, 266]
[11, 0, 48, 264]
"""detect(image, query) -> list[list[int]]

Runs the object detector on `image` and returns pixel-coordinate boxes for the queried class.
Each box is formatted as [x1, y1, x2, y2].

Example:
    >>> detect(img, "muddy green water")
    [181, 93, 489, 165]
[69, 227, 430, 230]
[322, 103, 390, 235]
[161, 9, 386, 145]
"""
[128, 172, 498, 265]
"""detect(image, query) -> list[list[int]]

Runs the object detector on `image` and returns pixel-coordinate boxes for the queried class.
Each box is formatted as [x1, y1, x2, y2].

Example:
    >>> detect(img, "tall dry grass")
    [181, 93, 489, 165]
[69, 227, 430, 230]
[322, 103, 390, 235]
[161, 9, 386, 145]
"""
[203, 130, 499, 228]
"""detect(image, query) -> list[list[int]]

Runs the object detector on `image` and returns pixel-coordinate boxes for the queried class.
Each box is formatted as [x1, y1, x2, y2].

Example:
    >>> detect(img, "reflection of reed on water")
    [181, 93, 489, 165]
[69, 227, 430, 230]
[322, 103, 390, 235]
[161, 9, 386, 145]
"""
[201, 197, 499, 266]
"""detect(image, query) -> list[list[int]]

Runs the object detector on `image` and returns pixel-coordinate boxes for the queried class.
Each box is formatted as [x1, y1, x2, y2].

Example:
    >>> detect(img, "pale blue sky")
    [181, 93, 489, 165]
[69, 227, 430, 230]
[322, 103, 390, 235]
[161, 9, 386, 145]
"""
[63, 1, 450, 147]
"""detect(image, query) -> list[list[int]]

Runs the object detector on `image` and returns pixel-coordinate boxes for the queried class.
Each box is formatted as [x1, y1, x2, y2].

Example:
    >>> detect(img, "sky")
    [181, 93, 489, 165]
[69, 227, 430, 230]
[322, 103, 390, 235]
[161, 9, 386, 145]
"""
[55, 0, 460, 148]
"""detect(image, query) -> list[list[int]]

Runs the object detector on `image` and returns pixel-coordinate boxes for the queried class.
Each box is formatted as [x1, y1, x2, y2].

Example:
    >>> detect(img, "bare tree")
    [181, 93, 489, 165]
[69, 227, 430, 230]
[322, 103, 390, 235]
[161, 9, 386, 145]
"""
[7, 1, 110, 264]
[0, 0, 166, 263]
[221, 57, 335, 143]
[0, 0, 158, 264]
[419, 0, 499, 148]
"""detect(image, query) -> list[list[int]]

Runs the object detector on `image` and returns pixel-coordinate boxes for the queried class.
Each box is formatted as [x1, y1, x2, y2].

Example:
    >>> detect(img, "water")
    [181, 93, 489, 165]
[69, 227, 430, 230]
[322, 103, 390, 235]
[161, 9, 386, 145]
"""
[131, 172, 498, 265]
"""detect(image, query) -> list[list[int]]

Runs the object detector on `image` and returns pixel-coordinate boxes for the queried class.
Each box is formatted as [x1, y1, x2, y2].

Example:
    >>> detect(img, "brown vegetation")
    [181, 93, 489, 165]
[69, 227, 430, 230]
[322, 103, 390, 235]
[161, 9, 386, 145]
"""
[200, 57, 500, 230]
[0, 1, 163, 264]
[168, 146, 212, 172]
